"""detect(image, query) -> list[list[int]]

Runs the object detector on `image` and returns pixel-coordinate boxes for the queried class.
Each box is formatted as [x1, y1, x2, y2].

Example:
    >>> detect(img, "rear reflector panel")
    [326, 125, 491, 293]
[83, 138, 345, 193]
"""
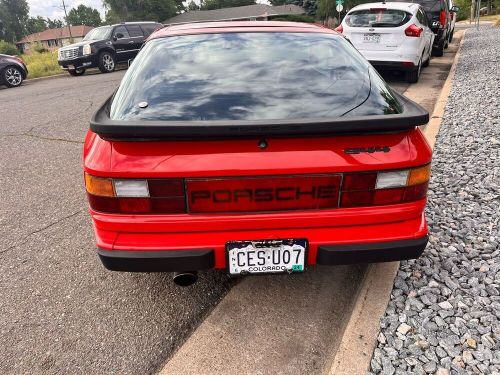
[186, 175, 341, 213]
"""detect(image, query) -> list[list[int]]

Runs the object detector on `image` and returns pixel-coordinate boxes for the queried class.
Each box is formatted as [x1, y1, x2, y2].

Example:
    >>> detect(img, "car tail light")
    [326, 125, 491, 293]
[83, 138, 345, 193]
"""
[334, 24, 343, 33]
[85, 165, 430, 214]
[405, 24, 423, 37]
[450, 12, 454, 20]
[439, 10, 446, 27]
[340, 164, 430, 208]
[84, 173, 186, 214]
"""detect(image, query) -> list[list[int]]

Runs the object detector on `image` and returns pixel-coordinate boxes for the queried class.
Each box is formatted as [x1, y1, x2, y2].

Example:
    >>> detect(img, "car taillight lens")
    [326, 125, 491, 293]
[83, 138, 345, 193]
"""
[450, 12, 454, 20]
[84, 173, 186, 214]
[439, 10, 446, 27]
[405, 24, 423, 37]
[340, 164, 430, 208]
[85, 165, 430, 214]
[334, 24, 343, 33]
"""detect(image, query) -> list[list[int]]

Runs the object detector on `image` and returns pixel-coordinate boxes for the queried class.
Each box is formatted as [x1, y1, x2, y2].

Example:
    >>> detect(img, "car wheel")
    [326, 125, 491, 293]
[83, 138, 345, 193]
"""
[405, 58, 421, 84]
[2, 66, 24, 88]
[98, 52, 115, 73]
[432, 41, 444, 57]
[68, 68, 86, 76]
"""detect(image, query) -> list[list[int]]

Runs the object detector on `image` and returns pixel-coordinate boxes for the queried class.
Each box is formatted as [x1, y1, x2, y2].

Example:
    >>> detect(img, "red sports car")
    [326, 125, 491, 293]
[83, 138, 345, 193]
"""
[84, 21, 432, 286]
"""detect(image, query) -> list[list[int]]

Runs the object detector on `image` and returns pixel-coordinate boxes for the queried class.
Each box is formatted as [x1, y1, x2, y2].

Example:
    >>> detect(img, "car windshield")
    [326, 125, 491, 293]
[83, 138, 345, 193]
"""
[110, 32, 402, 122]
[83, 26, 111, 41]
[345, 9, 412, 27]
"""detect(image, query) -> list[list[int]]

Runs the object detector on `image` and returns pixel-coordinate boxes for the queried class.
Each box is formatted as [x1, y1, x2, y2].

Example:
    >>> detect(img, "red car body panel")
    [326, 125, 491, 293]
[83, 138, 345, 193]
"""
[84, 128, 432, 269]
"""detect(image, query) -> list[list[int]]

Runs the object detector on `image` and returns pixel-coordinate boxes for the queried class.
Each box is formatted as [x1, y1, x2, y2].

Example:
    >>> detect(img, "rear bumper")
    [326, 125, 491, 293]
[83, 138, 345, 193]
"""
[98, 235, 428, 272]
[94, 202, 429, 272]
[369, 60, 418, 72]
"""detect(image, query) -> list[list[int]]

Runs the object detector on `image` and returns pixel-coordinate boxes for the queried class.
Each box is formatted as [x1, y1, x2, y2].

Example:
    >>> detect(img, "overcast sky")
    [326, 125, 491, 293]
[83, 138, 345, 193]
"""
[28, 0, 106, 20]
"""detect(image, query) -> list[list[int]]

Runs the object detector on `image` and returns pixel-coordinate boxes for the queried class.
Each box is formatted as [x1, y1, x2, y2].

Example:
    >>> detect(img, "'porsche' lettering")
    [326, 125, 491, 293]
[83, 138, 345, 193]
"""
[190, 185, 338, 203]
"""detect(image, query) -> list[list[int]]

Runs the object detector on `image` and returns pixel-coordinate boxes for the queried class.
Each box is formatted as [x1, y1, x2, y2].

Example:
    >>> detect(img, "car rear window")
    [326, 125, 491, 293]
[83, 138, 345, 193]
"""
[345, 9, 412, 27]
[110, 32, 402, 122]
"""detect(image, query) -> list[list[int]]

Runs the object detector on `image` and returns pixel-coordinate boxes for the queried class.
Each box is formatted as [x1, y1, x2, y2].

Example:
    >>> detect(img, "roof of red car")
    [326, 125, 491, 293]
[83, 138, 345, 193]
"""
[149, 21, 335, 40]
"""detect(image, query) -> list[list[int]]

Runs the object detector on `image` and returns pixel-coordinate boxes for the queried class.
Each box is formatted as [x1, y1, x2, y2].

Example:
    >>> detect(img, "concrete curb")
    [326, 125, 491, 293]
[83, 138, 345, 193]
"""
[327, 30, 467, 375]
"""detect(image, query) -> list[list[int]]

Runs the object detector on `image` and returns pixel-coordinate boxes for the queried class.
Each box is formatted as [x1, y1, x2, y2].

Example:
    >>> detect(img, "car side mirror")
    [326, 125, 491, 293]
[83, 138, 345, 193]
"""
[114, 33, 124, 40]
[451, 6, 460, 12]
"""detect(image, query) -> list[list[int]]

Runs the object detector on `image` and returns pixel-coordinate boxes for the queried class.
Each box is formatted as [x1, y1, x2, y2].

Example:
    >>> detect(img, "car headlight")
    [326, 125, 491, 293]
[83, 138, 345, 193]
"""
[82, 44, 92, 56]
[57, 49, 62, 59]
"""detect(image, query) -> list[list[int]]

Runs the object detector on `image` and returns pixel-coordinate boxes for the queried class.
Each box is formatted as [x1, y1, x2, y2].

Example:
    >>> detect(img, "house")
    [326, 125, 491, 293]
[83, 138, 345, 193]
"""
[164, 4, 305, 25]
[16, 26, 93, 53]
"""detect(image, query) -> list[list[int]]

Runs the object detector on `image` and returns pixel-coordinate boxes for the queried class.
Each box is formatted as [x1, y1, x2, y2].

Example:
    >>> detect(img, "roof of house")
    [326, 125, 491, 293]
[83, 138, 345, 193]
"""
[164, 4, 305, 25]
[17, 26, 94, 44]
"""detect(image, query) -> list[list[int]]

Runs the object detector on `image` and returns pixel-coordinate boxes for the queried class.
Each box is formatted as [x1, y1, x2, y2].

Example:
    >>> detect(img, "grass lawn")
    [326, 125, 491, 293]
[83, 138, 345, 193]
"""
[21, 51, 63, 79]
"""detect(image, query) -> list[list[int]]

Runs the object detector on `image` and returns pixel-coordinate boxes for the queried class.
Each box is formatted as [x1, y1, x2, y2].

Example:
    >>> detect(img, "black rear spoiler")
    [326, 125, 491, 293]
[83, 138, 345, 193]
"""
[90, 92, 428, 141]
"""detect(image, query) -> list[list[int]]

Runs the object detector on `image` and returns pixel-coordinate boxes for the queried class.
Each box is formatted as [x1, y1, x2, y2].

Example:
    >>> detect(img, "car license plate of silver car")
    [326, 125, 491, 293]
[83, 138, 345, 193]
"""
[363, 33, 381, 43]
[227, 239, 307, 275]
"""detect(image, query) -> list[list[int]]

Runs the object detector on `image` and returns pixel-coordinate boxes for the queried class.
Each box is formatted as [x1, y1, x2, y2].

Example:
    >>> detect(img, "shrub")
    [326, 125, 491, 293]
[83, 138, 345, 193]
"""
[21, 51, 62, 79]
[271, 14, 316, 23]
[33, 42, 49, 54]
[0, 40, 19, 55]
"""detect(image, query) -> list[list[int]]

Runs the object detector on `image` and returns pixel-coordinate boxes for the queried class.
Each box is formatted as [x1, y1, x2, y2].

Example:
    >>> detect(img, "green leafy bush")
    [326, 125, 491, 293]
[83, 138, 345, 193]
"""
[0, 40, 19, 55]
[32, 42, 49, 53]
[22, 51, 62, 79]
[271, 14, 316, 23]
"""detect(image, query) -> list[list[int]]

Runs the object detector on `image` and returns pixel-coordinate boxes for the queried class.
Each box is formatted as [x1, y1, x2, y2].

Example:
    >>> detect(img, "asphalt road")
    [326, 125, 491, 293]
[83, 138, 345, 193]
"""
[0, 71, 232, 375]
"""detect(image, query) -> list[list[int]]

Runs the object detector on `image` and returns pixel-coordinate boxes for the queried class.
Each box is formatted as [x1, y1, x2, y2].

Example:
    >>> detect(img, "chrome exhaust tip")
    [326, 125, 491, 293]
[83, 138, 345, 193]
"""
[173, 271, 198, 287]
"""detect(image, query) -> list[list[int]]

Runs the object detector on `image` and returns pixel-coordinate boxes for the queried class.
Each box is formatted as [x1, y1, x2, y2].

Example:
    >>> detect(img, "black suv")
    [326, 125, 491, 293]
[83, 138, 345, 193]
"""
[57, 22, 163, 76]
[389, 0, 458, 56]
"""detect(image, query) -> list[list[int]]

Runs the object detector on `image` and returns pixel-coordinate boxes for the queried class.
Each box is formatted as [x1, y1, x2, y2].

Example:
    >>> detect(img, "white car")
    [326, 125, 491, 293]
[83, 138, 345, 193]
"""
[336, 2, 435, 83]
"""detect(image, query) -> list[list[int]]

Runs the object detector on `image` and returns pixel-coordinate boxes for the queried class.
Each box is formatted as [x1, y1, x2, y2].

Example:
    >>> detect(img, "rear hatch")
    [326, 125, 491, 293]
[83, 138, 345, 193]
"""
[344, 7, 412, 51]
[90, 31, 428, 140]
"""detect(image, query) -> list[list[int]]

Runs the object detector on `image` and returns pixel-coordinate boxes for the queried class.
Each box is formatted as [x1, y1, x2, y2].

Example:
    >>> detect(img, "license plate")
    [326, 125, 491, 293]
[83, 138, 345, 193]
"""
[363, 33, 381, 43]
[227, 239, 307, 275]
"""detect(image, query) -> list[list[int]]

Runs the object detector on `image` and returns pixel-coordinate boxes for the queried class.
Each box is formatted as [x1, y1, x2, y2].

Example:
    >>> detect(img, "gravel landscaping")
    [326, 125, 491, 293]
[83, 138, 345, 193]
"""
[368, 26, 500, 375]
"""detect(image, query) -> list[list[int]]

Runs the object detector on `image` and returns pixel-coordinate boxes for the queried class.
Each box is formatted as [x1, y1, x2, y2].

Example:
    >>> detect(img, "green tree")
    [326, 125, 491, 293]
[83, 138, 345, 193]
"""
[0, 0, 29, 43]
[269, 0, 287, 5]
[103, 0, 177, 22]
[316, 0, 335, 20]
[286, 0, 317, 16]
[46, 18, 64, 28]
[67, 4, 102, 27]
[25, 16, 47, 34]
[187, 0, 200, 10]
[201, 0, 256, 10]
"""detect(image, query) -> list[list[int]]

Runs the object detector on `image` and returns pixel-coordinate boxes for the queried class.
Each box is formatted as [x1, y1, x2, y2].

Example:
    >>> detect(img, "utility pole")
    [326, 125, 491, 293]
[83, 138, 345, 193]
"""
[61, 0, 73, 43]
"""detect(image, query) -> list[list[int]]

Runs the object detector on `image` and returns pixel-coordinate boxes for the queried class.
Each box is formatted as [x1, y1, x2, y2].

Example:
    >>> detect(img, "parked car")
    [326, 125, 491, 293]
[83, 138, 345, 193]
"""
[0, 54, 28, 88]
[389, 0, 455, 57]
[57, 22, 163, 76]
[336, 2, 435, 83]
[84, 21, 432, 286]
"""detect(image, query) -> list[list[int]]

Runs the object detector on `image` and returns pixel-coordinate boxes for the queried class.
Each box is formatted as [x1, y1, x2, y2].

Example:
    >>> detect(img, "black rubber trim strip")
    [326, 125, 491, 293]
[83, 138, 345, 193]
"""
[98, 248, 215, 272]
[89, 91, 429, 140]
[316, 236, 428, 265]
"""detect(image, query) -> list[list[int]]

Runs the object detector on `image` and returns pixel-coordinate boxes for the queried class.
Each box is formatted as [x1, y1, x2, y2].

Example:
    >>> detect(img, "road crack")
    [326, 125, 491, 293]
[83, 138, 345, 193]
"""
[0, 210, 83, 256]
